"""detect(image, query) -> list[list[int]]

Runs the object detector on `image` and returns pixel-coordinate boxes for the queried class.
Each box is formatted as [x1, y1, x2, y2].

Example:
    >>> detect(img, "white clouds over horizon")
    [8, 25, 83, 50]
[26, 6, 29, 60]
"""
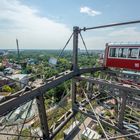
[0, 0, 71, 49]
[109, 27, 139, 36]
[0, 0, 140, 50]
[80, 6, 101, 16]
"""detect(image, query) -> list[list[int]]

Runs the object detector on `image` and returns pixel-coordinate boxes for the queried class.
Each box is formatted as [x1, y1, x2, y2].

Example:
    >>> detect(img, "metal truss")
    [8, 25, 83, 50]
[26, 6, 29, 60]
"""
[0, 20, 140, 140]
[74, 76, 140, 139]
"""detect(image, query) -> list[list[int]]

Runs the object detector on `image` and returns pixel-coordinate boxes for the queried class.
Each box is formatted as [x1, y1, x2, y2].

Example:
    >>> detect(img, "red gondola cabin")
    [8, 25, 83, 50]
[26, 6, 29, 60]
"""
[104, 43, 140, 71]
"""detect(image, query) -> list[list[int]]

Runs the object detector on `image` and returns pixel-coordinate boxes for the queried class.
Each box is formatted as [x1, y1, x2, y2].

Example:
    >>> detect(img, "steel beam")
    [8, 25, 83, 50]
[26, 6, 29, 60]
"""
[36, 95, 50, 140]
[72, 26, 79, 111]
[50, 110, 75, 139]
[0, 68, 103, 117]
[79, 67, 105, 75]
[72, 26, 79, 71]
[72, 79, 77, 111]
[0, 71, 74, 116]
[109, 132, 140, 140]
[76, 76, 140, 94]
[118, 91, 127, 129]
[74, 105, 140, 140]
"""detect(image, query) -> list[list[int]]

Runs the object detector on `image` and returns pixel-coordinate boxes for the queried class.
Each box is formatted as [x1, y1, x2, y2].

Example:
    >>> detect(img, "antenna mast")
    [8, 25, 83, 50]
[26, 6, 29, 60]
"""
[16, 38, 20, 63]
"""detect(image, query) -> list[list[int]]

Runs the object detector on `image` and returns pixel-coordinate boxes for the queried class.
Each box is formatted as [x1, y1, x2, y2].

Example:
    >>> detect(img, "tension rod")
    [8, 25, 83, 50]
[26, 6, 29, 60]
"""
[81, 20, 140, 31]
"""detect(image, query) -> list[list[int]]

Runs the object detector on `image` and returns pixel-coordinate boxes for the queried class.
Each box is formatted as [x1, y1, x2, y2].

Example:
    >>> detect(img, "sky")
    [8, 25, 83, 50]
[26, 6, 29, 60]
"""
[0, 0, 140, 50]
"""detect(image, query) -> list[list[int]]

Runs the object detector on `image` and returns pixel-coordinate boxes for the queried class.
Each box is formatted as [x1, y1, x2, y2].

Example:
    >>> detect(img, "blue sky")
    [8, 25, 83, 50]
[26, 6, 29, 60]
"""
[0, 0, 140, 50]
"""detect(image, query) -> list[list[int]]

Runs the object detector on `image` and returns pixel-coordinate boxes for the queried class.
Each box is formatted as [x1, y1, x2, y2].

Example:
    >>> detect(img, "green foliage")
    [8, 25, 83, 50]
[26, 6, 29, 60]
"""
[12, 84, 20, 93]
[53, 84, 66, 102]
[0, 65, 4, 71]
[26, 66, 32, 73]
[23, 66, 32, 74]
[57, 58, 70, 71]
[45, 84, 66, 104]
[104, 110, 112, 117]
[44, 67, 58, 79]
[22, 128, 30, 136]
[78, 54, 97, 68]
[18, 129, 32, 140]
[95, 124, 103, 135]
[2, 85, 12, 92]
[6, 50, 99, 104]
[81, 136, 88, 140]
[94, 71, 101, 78]
[45, 81, 71, 106]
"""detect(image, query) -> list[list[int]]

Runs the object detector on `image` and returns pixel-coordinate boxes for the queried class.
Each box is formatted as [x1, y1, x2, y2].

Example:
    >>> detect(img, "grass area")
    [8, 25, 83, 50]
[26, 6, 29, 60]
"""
[53, 113, 86, 140]
[12, 129, 33, 140]
[47, 100, 72, 127]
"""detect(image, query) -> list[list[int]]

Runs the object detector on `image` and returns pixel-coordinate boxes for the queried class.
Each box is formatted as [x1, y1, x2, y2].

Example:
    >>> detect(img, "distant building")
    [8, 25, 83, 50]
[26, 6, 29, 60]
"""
[0, 50, 8, 56]
[2, 57, 12, 68]
[81, 127, 101, 140]
[0, 74, 14, 88]
[49, 57, 57, 65]
[0, 78, 9, 87]
[8, 74, 29, 88]
[12, 63, 22, 70]
[27, 59, 35, 65]
[4, 67, 14, 75]
[27, 59, 38, 65]
[0, 72, 4, 76]
[0, 51, 4, 56]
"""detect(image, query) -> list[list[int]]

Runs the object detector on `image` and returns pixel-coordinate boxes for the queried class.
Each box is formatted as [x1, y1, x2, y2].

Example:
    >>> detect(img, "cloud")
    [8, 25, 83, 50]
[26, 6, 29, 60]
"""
[80, 6, 101, 16]
[0, 0, 71, 49]
[109, 27, 139, 36]
[0, 0, 140, 51]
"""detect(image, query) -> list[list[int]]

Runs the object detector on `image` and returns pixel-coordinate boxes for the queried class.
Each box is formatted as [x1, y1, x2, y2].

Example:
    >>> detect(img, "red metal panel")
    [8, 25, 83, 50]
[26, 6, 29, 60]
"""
[106, 58, 140, 71]
[104, 44, 140, 71]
